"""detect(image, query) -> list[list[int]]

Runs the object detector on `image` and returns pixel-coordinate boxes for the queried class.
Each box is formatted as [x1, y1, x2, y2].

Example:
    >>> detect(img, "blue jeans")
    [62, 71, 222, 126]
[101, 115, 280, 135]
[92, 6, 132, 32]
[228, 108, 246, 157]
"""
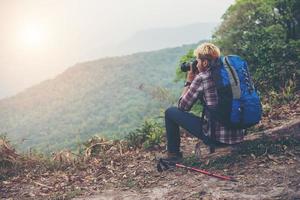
[165, 106, 211, 153]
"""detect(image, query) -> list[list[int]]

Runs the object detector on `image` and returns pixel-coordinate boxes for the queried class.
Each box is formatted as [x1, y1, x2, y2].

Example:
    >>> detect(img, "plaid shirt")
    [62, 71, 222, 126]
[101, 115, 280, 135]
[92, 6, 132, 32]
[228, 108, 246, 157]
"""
[178, 69, 244, 144]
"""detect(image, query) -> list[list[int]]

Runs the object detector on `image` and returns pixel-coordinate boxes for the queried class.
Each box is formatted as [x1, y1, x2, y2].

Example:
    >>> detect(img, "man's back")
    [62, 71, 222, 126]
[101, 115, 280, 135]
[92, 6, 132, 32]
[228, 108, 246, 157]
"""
[179, 68, 244, 144]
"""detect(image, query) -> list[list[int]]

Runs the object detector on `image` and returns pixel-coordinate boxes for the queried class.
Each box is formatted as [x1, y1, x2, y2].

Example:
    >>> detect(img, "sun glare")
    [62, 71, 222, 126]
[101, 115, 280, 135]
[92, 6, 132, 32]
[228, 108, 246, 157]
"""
[20, 24, 45, 47]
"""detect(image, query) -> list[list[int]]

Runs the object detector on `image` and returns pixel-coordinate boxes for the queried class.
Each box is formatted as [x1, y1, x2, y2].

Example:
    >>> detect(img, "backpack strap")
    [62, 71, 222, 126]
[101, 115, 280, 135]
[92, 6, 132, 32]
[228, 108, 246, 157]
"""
[201, 105, 216, 153]
[209, 119, 216, 153]
[223, 56, 241, 99]
[207, 105, 216, 153]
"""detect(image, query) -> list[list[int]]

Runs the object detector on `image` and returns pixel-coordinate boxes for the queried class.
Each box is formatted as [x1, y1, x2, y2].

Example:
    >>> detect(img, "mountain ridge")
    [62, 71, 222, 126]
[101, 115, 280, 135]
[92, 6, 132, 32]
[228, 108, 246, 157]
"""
[114, 22, 218, 55]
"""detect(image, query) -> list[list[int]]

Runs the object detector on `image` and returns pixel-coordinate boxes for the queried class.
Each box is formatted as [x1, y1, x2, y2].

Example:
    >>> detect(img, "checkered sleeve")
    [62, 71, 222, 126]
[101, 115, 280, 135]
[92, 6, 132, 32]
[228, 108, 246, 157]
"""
[178, 75, 203, 111]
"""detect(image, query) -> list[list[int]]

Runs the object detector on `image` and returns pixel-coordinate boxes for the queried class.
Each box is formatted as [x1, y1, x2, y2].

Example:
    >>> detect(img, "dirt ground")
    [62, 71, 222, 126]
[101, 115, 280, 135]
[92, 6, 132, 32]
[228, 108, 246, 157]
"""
[72, 137, 300, 200]
[1, 96, 300, 200]
[1, 128, 300, 200]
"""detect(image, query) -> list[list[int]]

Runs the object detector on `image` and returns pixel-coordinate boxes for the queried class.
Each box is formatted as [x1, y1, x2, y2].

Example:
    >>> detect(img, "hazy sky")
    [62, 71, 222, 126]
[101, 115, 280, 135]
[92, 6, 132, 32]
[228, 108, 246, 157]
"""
[0, 0, 235, 99]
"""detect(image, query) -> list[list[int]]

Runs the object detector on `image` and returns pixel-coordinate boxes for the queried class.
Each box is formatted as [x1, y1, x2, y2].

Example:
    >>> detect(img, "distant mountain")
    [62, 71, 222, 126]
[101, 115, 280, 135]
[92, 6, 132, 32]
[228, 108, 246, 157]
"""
[0, 22, 217, 100]
[107, 22, 218, 56]
[0, 43, 199, 152]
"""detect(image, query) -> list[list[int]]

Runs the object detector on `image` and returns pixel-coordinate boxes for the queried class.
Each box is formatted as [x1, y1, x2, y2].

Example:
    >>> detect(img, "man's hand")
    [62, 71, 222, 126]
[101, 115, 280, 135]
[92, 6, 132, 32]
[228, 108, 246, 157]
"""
[181, 65, 197, 96]
[187, 70, 195, 83]
[186, 64, 199, 83]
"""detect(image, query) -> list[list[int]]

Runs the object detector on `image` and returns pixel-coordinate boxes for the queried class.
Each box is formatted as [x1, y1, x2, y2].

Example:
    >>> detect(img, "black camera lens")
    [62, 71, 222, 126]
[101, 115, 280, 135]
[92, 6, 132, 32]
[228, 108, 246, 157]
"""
[180, 60, 198, 73]
[180, 62, 190, 72]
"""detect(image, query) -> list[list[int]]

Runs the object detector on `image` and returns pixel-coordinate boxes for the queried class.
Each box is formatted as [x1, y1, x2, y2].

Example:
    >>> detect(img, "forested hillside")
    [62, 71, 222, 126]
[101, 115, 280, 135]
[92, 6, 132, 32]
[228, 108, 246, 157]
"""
[0, 44, 197, 152]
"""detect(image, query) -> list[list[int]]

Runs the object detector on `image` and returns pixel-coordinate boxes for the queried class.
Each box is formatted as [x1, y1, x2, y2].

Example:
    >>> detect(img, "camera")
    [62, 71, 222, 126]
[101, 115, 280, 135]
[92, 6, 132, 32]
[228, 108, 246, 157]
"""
[180, 59, 198, 73]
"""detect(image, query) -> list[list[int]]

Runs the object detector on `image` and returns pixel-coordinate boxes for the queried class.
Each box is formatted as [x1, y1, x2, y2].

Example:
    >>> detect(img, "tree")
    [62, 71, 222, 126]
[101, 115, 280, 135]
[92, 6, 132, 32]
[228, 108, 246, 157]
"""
[213, 0, 300, 93]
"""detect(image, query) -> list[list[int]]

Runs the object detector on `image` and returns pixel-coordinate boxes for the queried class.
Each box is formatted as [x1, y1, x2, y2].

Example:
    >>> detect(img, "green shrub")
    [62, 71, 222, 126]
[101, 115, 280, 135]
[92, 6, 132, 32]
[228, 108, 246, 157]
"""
[143, 123, 164, 149]
[125, 119, 164, 149]
[125, 130, 147, 149]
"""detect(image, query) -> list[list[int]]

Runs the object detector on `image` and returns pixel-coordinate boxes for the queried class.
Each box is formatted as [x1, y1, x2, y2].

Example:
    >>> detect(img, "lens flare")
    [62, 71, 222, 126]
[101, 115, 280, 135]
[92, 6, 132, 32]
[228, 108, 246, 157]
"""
[20, 24, 45, 47]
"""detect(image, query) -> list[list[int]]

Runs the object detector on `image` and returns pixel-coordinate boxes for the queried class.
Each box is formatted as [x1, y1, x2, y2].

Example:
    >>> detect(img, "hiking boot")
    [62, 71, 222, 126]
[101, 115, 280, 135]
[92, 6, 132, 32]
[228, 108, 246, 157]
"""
[157, 152, 183, 172]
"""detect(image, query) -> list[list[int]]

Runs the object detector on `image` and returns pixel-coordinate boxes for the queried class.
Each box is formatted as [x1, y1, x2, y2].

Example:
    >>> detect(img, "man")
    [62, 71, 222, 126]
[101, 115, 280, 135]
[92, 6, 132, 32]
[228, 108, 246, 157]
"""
[164, 43, 244, 162]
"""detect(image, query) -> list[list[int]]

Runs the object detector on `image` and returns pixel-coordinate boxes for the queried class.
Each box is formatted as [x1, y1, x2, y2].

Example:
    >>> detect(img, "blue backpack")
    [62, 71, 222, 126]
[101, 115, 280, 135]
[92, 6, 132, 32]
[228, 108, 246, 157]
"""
[208, 55, 262, 129]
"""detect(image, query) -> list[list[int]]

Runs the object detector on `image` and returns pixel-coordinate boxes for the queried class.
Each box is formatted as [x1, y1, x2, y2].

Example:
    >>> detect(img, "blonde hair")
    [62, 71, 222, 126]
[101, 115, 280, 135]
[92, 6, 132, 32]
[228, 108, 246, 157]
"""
[193, 42, 221, 61]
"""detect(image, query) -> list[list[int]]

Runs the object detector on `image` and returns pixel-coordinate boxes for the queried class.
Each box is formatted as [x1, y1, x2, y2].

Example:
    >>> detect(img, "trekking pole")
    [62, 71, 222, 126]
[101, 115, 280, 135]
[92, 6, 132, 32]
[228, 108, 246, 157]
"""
[157, 159, 237, 182]
[175, 163, 237, 182]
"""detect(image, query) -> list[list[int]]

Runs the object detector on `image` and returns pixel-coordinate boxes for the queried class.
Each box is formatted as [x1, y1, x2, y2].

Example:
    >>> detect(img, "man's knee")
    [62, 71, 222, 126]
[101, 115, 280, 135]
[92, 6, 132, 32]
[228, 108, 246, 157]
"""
[165, 106, 180, 118]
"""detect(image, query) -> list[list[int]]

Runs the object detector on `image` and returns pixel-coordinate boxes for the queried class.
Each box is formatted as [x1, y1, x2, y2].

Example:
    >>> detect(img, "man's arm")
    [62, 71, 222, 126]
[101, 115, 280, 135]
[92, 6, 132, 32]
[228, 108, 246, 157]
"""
[181, 86, 189, 97]
[180, 68, 197, 96]
[178, 71, 203, 111]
